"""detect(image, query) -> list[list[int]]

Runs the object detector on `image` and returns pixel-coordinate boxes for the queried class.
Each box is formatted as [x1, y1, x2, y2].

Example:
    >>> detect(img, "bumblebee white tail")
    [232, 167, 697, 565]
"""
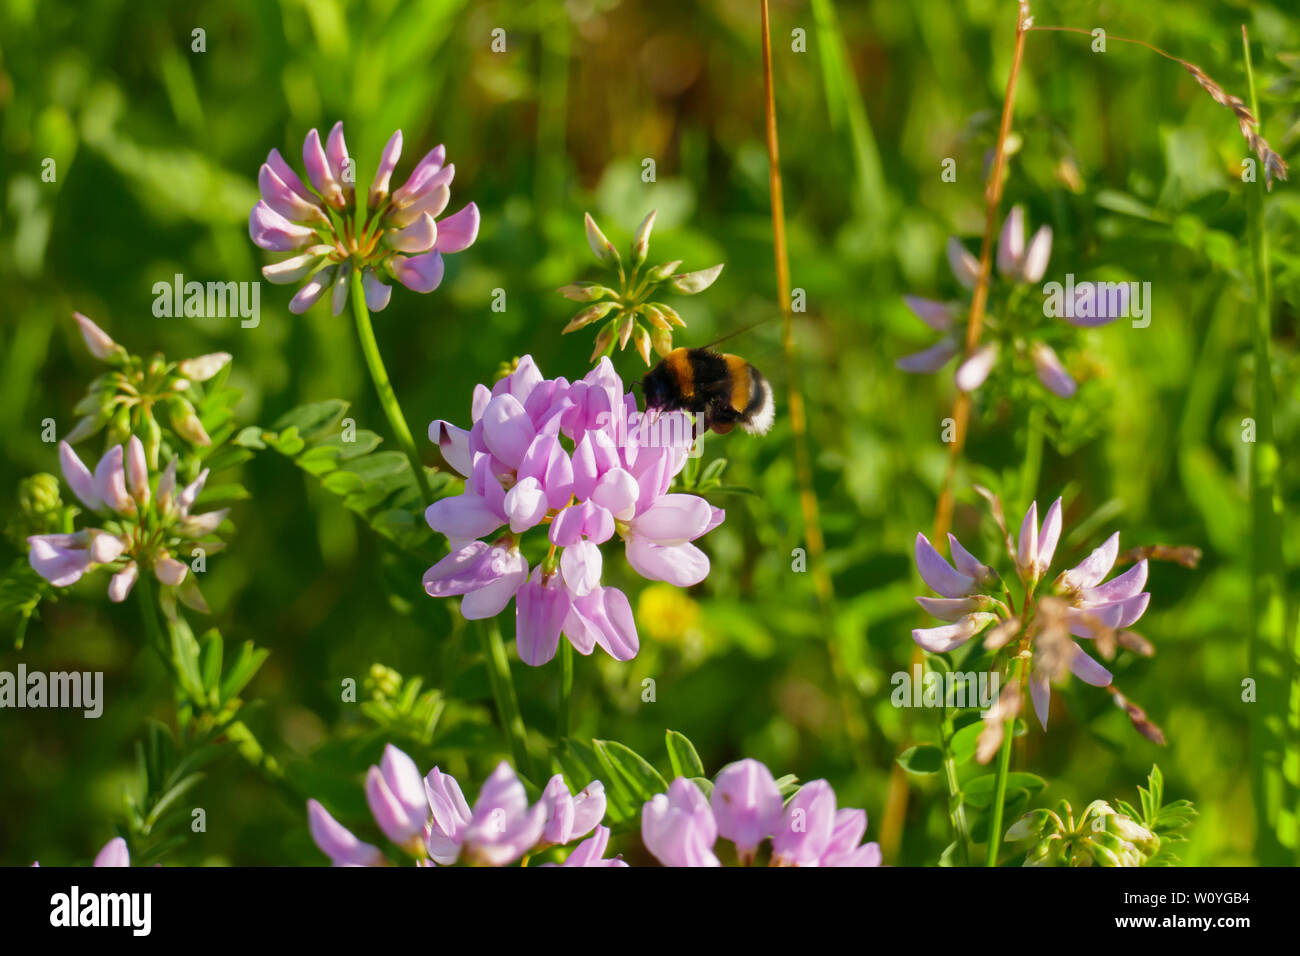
[741, 377, 775, 435]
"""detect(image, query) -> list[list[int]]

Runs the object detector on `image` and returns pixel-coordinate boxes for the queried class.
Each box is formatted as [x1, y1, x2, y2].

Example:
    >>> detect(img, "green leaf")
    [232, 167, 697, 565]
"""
[962, 773, 1047, 808]
[271, 400, 349, 440]
[949, 721, 983, 766]
[322, 470, 366, 495]
[557, 738, 633, 822]
[219, 641, 269, 701]
[898, 743, 944, 775]
[665, 729, 706, 778]
[199, 628, 222, 698]
[232, 426, 266, 449]
[168, 616, 206, 704]
[595, 739, 668, 803]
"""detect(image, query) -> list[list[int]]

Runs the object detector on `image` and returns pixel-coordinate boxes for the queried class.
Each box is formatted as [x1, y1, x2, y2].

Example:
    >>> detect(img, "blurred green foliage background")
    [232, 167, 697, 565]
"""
[1, 0, 1297, 866]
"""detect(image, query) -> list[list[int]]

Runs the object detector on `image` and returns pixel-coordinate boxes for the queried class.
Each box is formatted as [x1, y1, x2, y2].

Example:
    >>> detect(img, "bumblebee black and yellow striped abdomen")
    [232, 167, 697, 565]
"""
[641, 347, 775, 436]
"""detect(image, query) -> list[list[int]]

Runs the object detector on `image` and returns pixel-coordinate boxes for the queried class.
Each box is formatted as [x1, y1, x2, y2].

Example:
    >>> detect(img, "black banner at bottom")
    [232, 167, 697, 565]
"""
[0, 864, 1279, 942]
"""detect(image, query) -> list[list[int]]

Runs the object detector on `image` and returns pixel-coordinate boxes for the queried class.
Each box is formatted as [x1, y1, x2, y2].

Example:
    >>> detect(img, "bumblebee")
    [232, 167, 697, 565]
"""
[641, 347, 774, 436]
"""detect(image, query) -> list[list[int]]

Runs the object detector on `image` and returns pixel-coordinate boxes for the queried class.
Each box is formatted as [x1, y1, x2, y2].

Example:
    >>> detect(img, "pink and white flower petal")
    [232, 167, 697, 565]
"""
[1030, 673, 1052, 730]
[249, 200, 317, 251]
[92, 837, 130, 868]
[362, 268, 392, 312]
[914, 532, 976, 598]
[258, 163, 327, 225]
[289, 269, 333, 313]
[516, 569, 570, 666]
[997, 205, 1025, 277]
[1078, 560, 1148, 608]
[560, 539, 603, 597]
[387, 183, 450, 229]
[503, 476, 548, 533]
[911, 612, 996, 653]
[1031, 342, 1077, 398]
[903, 296, 956, 332]
[154, 554, 189, 587]
[626, 539, 710, 587]
[302, 127, 345, 207]
[896, 338, 958, 373]
[391, 250, 446, 293]
[108, 562, 138, 603]
[307, 799, 384, 867]
[73, 312, 120, 361]
[569, 585, 639, 661]
[1069, 643, 1113, 686]
[429, 420, 473, 477]
[94, 444, 135, 516]
[947, 533, 994, 584]
[1020, 225, 1053, 283]
[955, 343, 998, 392]
[27, 534, 93, 587]
[266, 147, 315, 202]
[262, 247, 330, 285]
[1037, 497, 1063, 571]
[368, 129, 403, 206]
[385, 212, 438, 254]
[947, 237, 980, 288]
[59, 441, 104, 511]
[433, 203, 480, 254]
[915, 595, 984, 621]
[1059, 532, 1119, 591]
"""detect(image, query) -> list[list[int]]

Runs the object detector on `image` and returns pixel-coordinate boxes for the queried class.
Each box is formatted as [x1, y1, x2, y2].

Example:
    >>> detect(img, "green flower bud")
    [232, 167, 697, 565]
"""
[562, 301, 619, 334]
[19, 473, 62, 515]
[645, 259, 682, 283]
[556, 282, 618, 303]
[584, 212, 621, 269]
[630, 209, 656, 269]
[170, 397, 211, 447]
[668, 263, 724, 294]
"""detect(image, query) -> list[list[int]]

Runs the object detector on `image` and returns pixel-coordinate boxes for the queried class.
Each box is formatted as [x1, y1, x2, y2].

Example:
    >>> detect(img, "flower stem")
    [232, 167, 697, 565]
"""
[932, 2, 1030, 544]
[1241, 25, 1293, 865]
[557, 638, 574, 739]
[760, 0, 868, 764]
[349, 268, 434, 505]
[985, 654, 1025, 866]
[886, 0, 1033, 864]
[138, 575, 306, 813]
[135, 573, 173, 671]
[478, 617, 537, 783]
[940, 704, 972, 865]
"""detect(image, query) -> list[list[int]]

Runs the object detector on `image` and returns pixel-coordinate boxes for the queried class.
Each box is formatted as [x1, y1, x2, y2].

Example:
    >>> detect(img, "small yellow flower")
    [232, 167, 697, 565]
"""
[636, 583, 701, 645]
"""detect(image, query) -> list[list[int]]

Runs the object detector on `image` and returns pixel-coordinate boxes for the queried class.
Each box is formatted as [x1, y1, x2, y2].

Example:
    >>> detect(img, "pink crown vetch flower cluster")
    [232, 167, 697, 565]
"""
[251, 122, 479, 314]
[898, 205, 1129, 399]
[27, 438, 229, 611]
[307, 745, 623, 867]
[68, 312, 230, 459]
[31, 837, 129, 868]
[912, 494, 1153, 732]
[423, 355, 722, 666]
[641, 760, 882, 867]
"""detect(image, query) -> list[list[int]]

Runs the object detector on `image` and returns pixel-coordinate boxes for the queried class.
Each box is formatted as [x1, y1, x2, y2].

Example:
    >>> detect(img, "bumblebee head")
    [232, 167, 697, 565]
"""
[640, 364, 672, 411]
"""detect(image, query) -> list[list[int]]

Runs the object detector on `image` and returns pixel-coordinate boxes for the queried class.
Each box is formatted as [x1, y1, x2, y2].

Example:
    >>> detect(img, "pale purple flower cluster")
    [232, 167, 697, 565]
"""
[912, 495, 1152, 728]
[424, 355, 722, 666]
[307, 744, 623, 867]
[641, 760, 882, 867]
[898, 205, 1127, 399]
[27, 439, 228, 610]
[32, 837, 129, 868]
[251, 122, 479, 314]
